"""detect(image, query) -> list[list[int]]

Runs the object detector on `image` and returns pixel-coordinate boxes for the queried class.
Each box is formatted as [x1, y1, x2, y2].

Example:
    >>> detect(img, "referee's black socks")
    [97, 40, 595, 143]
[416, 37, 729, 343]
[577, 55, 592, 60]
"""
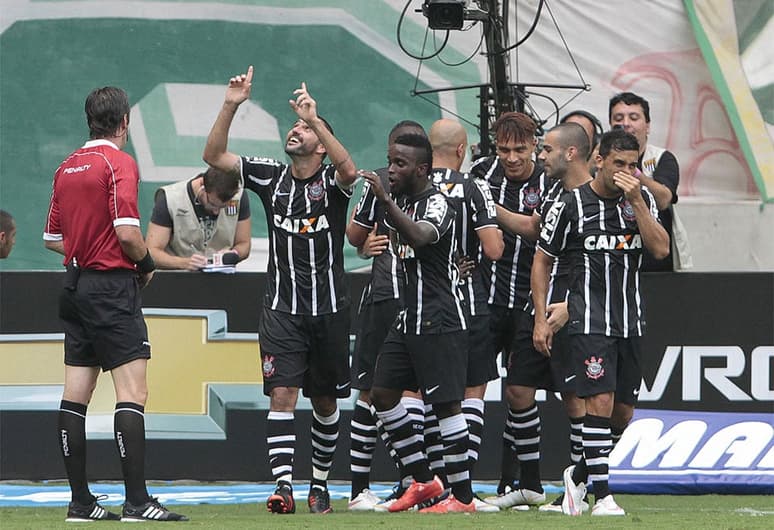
[58, 400, 91, 505]
[114, 402, 150, 505]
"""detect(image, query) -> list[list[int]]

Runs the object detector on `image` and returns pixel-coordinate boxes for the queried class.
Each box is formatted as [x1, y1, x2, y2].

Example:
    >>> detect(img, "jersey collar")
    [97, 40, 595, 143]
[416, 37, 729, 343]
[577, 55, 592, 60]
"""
[83, 139, 119, 150]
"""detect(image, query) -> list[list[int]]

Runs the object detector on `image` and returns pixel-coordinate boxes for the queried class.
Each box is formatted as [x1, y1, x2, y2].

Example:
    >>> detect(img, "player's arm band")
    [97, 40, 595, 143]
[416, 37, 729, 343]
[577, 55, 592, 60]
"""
[135, 250, 156, 274]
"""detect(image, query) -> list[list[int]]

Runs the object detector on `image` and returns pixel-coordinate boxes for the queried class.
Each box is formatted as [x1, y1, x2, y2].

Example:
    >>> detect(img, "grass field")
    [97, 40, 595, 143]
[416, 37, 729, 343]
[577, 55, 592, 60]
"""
[1, 494, 772, 529]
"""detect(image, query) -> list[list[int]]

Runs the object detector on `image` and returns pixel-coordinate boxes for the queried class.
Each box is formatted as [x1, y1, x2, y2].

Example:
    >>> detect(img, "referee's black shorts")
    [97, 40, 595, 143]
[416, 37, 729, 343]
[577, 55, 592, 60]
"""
[258, 306, 351, 399]
[59, 269, 151, 372]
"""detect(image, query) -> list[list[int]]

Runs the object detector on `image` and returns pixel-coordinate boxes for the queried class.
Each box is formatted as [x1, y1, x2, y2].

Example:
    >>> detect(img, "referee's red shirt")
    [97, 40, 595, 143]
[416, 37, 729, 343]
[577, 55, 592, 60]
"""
[44, 139, 141, 271]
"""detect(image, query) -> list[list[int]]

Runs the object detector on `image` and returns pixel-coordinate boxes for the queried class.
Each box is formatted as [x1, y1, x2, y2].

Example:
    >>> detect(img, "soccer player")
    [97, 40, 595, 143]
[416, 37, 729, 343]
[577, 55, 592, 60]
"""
[491, 123, 592, 512]
[470, 112, 549, 504]
[146, 167, 250, 270]
[609, 92, 680, 271]
[560, 110, 604, 175]
[534, 129, 669, 516]
[428, 119, 503, 512]
[346, 120, 426, 511]
[43, 86, 187, 522]
[0, 210, 16, 259]
[364, 133, 475, 513]
[203, 66, 357, 514]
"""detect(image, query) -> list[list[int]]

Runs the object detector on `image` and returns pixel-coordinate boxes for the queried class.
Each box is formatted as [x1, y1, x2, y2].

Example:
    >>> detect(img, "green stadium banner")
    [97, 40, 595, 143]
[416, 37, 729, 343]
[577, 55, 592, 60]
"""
[684, 0, 774, 202]
[0, 1, 482, 271]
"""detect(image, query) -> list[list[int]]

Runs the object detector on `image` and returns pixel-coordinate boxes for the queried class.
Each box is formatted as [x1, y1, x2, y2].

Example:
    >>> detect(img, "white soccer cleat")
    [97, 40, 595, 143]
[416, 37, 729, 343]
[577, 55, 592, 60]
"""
[483, 488, 545, 508]
[472, 496, 500, 512]
[538, 502, 563, 513]
[348, 489, 382, 511]
[372, 498, 396, 512]
[539, 495, 589, 513]
[538, 493, 589, 513]
[561, 465, 587, 516]
[591, 494, 625, 516]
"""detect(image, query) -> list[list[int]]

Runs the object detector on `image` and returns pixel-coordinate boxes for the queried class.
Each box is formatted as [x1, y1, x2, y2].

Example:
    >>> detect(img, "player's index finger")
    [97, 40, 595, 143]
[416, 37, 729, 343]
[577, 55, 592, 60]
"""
[246, 65, 254, 83]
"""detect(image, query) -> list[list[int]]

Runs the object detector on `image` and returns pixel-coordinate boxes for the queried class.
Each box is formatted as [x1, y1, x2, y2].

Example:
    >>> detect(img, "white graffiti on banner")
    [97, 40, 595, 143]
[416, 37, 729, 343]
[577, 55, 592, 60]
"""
[611, 413, 774, 473]
[639, 346, 774, 402]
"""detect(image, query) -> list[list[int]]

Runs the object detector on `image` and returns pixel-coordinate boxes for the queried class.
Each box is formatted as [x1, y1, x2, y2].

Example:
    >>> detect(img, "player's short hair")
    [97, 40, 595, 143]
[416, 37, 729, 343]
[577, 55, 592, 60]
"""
[202, 167, 242, 202]
[493, 111, 537, 145]
[389, 120, 426, 143]
[560, 109, 603, 154]
[85, 86, 130, 139]
[608, 92, 651, 123]
[552, 122, 591, 161]
[317, 115, 334, 136]
[0, 209, 14, 233]
[393, 133, 433, 168]
[598, 129, 640, 158]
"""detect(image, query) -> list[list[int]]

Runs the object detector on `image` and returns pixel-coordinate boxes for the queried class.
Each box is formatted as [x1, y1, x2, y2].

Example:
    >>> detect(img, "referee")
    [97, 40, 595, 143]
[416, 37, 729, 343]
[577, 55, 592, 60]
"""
[203, 66, 358, 515]
[44, 87, 186, 522]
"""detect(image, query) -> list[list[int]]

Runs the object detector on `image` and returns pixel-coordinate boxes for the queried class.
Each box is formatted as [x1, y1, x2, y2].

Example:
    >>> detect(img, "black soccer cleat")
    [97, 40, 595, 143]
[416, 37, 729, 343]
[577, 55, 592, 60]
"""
[65, 494, 120, 522]
[266, 481, 295, 514]
[121, 497, 188, 521]
[307, 486, 332, 514]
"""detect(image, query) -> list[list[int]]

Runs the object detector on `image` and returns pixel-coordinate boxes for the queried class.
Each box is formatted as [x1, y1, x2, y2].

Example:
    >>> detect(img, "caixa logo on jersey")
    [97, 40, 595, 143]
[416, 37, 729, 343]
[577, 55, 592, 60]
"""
[639, 346, 774, 411]
[273, 214, 329, 234]
[609, 409, 774, 494]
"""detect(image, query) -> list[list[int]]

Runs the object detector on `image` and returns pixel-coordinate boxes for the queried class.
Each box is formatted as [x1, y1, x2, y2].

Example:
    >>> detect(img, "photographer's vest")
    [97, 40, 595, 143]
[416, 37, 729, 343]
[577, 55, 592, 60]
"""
[639, 144, 693, 270]
[160, 180, 242, 257]
[640, 144, 666, 178]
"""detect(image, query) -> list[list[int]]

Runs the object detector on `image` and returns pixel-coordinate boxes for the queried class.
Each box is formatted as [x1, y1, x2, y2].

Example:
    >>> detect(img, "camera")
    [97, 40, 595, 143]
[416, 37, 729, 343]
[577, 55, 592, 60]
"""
[423, 0, 466, 30]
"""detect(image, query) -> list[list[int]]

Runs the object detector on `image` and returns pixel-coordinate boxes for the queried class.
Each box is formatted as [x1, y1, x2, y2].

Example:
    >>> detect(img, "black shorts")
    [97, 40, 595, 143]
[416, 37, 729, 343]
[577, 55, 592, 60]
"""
[59, 270, 151, 372]
[507, 312, 574, 392]
[466, 313, 499, 387]
[490, 305, 524, 362]
[351, 298, 401, 390]
[258, 307, 351, 399]
[373, 325, 467, 405]
[570, 334, 642, 405]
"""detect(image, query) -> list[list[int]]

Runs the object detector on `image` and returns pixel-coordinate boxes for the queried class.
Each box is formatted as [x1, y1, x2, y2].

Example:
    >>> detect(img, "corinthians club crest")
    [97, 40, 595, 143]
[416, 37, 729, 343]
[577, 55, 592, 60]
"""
[522, 187, 541, 210]
[584, 356, 605, 380]
[262, 355, 276, 378]
[619, 199, 636, 222]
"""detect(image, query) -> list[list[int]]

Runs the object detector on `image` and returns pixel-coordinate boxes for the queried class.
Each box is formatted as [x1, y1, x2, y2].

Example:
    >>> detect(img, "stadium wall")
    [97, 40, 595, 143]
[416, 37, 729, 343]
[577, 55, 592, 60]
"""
[1, 271, 772, 494]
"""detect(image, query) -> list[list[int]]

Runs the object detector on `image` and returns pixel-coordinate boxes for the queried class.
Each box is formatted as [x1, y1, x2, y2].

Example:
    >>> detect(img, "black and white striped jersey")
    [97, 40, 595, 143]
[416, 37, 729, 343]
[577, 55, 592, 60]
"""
[241, 156, 351, 316]
[538, 181, 660, 337]
[351, 168, 403, 305]
[524, 179, 572, 315]
[385, 188, 466, 335]
[470, 156, 549, 309]
[431, 167, 498, 315]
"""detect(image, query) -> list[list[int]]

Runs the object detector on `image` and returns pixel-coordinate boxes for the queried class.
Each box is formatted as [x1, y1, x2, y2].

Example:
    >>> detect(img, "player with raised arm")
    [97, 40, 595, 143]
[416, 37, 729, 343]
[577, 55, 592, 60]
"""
[203, 66, 357, 515]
